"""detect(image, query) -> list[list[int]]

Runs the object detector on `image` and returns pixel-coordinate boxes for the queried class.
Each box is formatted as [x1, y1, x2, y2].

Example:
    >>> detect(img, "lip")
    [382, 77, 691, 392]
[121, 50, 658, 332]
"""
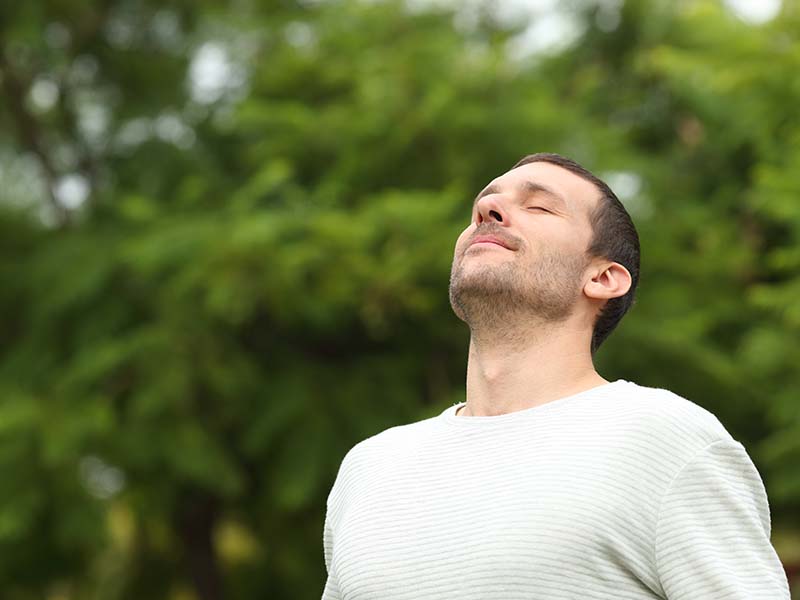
[468, 235, 513, 250]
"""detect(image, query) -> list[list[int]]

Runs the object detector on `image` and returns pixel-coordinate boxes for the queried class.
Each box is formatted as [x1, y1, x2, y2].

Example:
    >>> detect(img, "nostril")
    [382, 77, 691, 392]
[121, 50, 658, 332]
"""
[489, 210, 503, 222]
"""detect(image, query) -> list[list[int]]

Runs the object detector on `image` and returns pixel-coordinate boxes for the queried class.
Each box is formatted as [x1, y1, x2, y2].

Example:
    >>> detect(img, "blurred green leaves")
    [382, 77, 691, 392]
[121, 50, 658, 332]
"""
[1, 0, 800, 598]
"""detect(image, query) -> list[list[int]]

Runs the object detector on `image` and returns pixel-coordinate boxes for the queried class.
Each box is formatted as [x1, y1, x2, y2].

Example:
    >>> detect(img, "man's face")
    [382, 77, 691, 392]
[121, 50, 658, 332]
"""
[449, 161, 600, 327]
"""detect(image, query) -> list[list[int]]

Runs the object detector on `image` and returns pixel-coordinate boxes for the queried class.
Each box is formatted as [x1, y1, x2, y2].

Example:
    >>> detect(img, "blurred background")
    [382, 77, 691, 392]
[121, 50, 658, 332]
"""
[1, 0, 799, 598]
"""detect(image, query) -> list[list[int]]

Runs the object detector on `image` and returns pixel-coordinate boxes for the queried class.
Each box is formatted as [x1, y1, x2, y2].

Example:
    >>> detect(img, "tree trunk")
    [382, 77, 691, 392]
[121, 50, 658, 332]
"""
[175, 490, 223, 600]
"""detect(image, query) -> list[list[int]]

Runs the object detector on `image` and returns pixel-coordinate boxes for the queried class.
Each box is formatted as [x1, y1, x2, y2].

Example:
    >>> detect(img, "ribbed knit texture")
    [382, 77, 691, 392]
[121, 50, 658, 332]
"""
[321, 380, 790, 599]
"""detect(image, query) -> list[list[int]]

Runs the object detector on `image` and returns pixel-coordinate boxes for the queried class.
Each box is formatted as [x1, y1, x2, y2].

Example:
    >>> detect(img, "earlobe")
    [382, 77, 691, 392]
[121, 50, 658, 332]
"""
[585, 262, 632, 301]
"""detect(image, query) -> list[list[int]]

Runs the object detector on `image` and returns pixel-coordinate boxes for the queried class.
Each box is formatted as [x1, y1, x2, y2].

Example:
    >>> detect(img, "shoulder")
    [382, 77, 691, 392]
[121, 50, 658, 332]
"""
[343, 412, 439, 466]
[611, 380, 736, 466]
[326, 412, 439, 502]
[620, 380, 732, 438]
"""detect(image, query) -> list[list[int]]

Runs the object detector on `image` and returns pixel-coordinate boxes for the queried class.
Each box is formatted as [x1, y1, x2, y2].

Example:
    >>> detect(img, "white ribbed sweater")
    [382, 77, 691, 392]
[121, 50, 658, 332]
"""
[321, 380, 790, 599]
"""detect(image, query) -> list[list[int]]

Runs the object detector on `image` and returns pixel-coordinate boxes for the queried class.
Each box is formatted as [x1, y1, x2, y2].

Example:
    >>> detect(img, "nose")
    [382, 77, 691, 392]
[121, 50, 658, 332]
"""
[475, 193, 508, 225]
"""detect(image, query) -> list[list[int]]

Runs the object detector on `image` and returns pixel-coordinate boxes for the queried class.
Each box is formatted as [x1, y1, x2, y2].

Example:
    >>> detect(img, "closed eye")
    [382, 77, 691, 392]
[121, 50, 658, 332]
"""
[526, 206, 553, 213]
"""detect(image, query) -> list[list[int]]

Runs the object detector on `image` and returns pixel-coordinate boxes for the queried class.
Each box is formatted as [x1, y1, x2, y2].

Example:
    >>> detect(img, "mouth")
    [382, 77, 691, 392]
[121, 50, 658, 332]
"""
[468, 235, 513, 250]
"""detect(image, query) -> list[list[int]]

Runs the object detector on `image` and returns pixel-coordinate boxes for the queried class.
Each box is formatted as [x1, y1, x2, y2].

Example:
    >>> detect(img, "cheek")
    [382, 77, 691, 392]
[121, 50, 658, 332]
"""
[454, 227, 474, 253]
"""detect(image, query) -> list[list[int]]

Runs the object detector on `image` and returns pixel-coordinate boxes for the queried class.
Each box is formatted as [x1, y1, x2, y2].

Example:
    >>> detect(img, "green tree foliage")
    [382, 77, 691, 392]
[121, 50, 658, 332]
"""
[1, 0, 799, 598]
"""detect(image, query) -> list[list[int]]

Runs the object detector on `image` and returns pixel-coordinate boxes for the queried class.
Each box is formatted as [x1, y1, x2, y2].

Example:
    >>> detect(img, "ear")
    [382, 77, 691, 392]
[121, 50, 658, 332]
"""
[584, 261, 632, 301]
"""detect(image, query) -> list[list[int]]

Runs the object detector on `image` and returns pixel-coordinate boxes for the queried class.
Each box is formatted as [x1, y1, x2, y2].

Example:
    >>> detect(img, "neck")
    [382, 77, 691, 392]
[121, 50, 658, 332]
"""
[461, 318, 606, 417]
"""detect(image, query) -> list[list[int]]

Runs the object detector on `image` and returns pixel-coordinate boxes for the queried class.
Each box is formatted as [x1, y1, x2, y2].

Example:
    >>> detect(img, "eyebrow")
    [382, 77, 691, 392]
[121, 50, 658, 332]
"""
[472, 181, 568, 210]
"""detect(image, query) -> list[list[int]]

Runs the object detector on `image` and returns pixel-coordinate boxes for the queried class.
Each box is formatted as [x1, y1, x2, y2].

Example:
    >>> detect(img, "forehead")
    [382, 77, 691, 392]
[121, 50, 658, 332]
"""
[488, 161, 603, 217]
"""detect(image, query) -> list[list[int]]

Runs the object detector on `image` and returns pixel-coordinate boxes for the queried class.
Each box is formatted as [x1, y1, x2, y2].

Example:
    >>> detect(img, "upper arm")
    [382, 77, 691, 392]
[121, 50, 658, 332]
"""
[321, 505, 342, 600]
[654, 439, 790, 599]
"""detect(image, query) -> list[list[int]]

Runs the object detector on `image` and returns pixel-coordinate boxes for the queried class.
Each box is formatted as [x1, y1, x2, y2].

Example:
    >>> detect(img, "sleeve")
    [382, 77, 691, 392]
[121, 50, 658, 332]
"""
[654, 438, 790, 599]
[321, 505, 342, 600]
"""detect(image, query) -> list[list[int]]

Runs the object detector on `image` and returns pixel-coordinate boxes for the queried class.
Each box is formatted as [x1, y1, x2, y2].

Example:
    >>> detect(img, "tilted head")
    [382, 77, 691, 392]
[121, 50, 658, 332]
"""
[449, 152, 640, 354]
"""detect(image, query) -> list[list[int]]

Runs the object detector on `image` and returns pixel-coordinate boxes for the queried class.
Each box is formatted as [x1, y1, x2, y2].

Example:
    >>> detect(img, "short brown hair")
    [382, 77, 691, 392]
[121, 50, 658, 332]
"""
[512, 152, 640, 354]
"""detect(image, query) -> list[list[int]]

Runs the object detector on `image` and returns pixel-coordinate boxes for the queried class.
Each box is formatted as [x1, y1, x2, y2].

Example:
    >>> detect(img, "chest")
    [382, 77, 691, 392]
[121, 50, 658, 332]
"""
[332, 438, 657, 599]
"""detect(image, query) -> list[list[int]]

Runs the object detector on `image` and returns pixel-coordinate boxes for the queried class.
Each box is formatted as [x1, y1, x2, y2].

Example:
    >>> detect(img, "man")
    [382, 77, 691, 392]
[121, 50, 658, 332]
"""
[321, 153, 790, 599]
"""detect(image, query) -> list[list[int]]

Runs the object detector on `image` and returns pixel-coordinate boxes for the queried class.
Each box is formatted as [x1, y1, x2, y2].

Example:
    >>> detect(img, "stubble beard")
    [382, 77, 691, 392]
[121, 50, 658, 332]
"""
[448, 245, 587, 341]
